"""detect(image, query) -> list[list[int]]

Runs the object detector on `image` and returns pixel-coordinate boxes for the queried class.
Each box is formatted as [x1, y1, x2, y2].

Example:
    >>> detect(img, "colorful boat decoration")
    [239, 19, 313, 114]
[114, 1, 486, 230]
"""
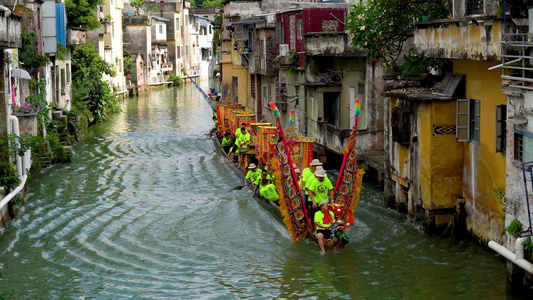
[189, 81, 364, 248]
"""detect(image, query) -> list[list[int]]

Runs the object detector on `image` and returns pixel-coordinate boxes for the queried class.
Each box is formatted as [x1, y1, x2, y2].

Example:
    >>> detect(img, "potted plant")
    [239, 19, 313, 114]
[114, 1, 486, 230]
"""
[489, 0, 505, 15]
[398, 55, 449, 88]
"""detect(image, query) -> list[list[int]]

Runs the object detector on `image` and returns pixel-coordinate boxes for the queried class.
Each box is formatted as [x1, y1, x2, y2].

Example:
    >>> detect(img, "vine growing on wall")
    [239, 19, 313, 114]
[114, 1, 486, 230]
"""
[19, 31, 49, 70]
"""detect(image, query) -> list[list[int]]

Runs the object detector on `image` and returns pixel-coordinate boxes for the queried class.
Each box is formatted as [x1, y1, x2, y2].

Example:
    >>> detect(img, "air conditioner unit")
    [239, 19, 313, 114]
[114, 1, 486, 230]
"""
[279, 44, 289, 56]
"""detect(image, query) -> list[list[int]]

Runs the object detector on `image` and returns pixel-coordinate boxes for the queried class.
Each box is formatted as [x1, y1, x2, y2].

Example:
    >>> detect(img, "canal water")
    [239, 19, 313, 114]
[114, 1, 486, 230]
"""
[0, 83, 513, 298]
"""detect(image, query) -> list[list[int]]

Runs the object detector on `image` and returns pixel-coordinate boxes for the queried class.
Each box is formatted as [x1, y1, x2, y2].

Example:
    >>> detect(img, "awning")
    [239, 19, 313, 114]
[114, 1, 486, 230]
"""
[508, 117, 528, 125]
[231, 19, 264, 26]
[11, 68, 31, 80]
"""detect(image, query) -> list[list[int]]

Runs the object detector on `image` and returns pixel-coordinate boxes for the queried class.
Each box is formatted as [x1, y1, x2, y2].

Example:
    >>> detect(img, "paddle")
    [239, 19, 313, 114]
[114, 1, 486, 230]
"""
[231, 185, 246, 191]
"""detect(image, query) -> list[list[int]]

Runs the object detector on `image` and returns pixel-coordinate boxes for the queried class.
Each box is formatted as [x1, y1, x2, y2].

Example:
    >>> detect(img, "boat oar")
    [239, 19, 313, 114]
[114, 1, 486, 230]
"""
[231, 185, 246, 191]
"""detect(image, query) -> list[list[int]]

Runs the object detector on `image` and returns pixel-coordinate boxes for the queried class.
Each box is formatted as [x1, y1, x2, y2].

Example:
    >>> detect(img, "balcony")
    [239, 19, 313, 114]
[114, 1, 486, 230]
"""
[500, 33, 533, 90]
[161, 62, 173, 72]
[67, 28, 86, 46]
[414, 16, 504, 61]
[0, 9, 22, 49]
[305, 32, 365, 57]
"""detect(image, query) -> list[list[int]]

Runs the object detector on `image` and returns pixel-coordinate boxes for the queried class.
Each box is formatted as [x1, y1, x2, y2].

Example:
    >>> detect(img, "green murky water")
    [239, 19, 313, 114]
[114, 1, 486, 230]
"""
[0, 82, 512, 298]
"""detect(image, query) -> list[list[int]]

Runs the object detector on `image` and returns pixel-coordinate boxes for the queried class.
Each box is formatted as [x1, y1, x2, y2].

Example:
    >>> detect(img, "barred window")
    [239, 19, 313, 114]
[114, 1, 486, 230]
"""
[515, 132, 533, 162]
[495, 105, 506, 153]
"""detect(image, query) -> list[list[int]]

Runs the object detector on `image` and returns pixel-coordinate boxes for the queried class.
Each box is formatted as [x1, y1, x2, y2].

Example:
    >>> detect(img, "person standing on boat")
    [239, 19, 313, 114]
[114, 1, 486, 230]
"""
[234, 123, 246, 140]
[259, 179, 279, 205]
[294, 168, 302, 188]
[229, 124, 247, 163]
[308, 168, 334, 209]
[235, 126, 251, 166]
[315, 200, 339, 255]
[302, 159, 322, 208]
[245, 163, 262, 186]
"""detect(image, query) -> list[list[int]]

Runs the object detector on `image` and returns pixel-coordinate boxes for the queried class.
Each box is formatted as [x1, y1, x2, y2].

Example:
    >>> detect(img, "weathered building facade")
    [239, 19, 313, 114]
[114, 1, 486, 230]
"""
[384, 0, 508, 242]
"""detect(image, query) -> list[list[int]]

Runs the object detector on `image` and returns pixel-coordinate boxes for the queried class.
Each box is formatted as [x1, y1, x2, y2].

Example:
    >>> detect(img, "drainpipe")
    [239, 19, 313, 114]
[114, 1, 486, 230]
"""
[489, 238, 533, 274]
[0, 115, 30, 212]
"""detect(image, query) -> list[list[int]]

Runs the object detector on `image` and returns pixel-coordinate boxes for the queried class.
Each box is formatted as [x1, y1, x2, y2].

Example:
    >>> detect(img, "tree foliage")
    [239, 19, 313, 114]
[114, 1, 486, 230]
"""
[65, 0, 103, 30]
[202, 0, 222, 8]
[71, 44, 119, 123]
[346, 0, 450, 71]
[130, 0, 144, 15]
[124, 55, 134, 77]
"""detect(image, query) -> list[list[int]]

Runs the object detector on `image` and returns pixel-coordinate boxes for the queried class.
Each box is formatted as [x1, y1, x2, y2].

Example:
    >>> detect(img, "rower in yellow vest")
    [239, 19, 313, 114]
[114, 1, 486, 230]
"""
[245, 163, 262, 186]
[259, 179, 279, 204]
[253, 169, 272, 196]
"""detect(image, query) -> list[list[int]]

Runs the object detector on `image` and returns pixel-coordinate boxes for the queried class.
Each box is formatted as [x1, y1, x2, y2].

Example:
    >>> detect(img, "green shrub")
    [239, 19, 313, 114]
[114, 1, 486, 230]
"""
[508, 218, 524, 236]
[169, 74, 183, 86]
[0, 162, 21, 193]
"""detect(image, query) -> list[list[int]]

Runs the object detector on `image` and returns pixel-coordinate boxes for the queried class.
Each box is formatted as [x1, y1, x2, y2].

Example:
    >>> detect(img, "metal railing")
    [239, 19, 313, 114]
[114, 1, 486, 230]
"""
[501, 33, 533, 90]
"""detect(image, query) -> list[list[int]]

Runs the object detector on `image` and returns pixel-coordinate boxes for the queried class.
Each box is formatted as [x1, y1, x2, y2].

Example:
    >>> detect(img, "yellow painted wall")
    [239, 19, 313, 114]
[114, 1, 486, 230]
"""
[453, 60, 506, 233]
[421, 101, 464, 209]
[219, 40, 252, 110]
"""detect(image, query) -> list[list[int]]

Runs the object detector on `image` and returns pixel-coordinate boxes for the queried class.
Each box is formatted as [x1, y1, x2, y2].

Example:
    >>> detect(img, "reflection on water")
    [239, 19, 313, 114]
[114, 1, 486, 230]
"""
[0, 82, 513, 298]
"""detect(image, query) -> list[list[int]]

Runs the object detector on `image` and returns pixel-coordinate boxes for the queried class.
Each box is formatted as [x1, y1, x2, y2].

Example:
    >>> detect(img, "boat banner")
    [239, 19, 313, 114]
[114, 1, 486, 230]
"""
[186, 74, 216, 114]
[272, 136, 309, 242]
[334, 99, 364, 226]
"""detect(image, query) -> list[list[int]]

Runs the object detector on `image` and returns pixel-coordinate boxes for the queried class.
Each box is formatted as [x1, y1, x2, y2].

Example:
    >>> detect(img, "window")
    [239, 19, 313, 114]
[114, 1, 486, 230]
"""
[66, 63, 70, 82]
[209, 25, 212, 34]
[61, 69, 65, 89]
[176, 18, 180, 31]
[515, 132, 533, 162]
[177, 46, 181, 58]
[262, 84, 271, 105]
[276, 22, 285, 44]
[324, 92, 340, 127]
[495, 105, 507, 153]
[297, 19, 302, 40]
[159, 24, 163, 34]
[186, 46, 188, 56]
[456, 99, 480, 143]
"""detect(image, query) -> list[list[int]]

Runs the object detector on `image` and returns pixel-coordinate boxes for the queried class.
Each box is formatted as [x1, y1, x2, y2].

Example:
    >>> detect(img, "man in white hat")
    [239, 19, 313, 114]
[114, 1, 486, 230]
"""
[244, 163, 262, 186]
[315, 200, 339, 255]
[302, 159, 322, 208]
[308, 167, 334, 209]
[294, 168, 302, 189]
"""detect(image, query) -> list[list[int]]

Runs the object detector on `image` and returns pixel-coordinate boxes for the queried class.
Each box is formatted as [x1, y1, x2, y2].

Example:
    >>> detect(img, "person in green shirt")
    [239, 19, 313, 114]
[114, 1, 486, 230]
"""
[259, 179, 279, 204]
[309, 168, 334, 209]
[315, 200, 339, 255]
[294, 168, 302, 190]
[245, 163, 262, 186]
[221, 132, 233, 153]
[234, 123, 246, 140]
[302, 159, 323, 208]
[236, 127, 251, 151]
[253, 169, 272, 196]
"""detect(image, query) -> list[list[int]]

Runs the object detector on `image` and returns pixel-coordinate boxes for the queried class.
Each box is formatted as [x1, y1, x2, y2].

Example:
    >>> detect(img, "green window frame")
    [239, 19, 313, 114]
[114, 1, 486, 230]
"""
[456, 99, 480, 143]
[495, 105, 506, 153]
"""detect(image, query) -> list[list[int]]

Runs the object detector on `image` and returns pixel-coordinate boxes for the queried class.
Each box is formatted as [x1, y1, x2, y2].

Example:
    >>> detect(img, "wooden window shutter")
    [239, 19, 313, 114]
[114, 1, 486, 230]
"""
[474, 100, 480, 143]
[456, 99, 470, 142]
[495, 105, 506, 152]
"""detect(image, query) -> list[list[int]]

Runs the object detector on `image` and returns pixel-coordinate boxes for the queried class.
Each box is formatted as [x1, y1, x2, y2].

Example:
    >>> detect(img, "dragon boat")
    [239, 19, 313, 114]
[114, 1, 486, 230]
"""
[187, 75, 364, 249]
